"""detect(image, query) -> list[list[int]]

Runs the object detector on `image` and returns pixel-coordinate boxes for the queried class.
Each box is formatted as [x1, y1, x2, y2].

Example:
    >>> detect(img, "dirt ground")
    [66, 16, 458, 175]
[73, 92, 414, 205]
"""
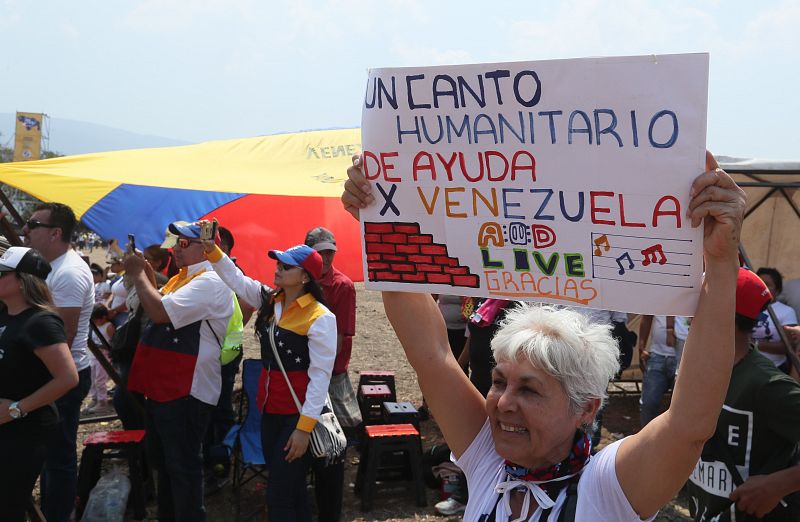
[73, 257, 692, 520]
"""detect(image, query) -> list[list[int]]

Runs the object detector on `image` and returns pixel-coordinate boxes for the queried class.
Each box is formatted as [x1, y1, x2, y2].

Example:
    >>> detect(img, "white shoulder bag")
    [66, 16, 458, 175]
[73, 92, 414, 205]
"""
[268, 318, 347, 464]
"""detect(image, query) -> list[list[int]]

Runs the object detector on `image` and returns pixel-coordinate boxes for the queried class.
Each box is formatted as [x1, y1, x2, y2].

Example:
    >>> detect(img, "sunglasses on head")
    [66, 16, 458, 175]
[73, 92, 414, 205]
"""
[278, 262, 299, 271]
[25, 219, 58, 230]
[177, 238, 202, 249]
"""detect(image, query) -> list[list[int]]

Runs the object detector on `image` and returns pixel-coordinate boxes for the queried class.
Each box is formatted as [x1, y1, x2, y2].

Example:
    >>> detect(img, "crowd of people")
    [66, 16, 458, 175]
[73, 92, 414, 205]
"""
[0, 202, 359, 521]
[0, 150, 798, 522]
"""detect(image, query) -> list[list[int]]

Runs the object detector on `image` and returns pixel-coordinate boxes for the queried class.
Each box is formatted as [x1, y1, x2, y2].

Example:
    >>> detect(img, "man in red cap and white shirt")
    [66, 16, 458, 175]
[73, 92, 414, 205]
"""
[686, 267, 800, 521]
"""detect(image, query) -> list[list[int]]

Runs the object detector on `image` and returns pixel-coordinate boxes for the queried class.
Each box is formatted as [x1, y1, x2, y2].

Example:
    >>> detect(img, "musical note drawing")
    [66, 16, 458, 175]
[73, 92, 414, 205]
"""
[593, 234, 611, 256]
[616, 252, 634, 275]
[640, 244, 667, 266]
[589, 232, 695, 290]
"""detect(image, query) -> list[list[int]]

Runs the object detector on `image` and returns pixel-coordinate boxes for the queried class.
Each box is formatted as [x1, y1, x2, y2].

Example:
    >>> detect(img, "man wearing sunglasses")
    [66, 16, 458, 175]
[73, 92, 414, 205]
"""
[123, 220, 235, 521]
[22, 202, 94, 522]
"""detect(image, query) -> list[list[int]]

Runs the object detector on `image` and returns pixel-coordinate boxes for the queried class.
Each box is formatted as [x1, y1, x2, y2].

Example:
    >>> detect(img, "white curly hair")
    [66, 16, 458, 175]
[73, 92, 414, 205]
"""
[491, 304, 621, 424]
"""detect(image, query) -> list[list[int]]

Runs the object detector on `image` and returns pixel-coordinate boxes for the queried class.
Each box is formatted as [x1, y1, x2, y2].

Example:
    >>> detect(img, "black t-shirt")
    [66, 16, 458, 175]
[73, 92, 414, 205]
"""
[687, 349, 800, 521]
[0, 308, 67, 432]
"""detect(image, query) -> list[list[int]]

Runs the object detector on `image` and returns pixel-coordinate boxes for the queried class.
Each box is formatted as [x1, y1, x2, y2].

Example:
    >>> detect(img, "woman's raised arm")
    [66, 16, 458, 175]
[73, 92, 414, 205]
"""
[203, 243, 266, 309]
[616, 152, 746, 519]
[344, 157, 486, 456]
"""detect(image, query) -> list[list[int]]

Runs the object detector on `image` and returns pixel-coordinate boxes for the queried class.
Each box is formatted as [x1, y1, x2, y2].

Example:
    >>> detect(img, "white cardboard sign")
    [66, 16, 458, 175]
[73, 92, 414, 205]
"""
[360, 53, 708, 316]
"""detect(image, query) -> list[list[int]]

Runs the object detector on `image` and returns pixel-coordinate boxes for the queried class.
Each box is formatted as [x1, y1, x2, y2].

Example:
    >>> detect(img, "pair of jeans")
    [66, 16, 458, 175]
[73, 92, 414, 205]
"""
[262, 413, 312, 522]
[145, 396, 214, 522]
[41, 366, 91, 522]
[205, 353, 242, 472]
[640, 353, 677, 426]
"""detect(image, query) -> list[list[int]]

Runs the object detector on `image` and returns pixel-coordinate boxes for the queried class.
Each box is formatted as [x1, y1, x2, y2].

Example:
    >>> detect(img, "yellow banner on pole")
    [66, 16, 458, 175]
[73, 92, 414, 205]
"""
[13, 112, 43, 162]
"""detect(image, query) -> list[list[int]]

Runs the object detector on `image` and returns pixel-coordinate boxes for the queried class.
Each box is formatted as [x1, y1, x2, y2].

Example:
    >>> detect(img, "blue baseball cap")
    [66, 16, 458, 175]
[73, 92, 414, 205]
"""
[268, 244, 323, 280]
[168, 221, 201, 239]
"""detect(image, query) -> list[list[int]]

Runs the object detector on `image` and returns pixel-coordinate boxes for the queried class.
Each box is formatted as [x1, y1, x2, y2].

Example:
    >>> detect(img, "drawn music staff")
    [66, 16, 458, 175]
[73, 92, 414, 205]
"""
[641, 244, 667, 266]
[616, 252, 634, 275]
[593, 234, 611, 256]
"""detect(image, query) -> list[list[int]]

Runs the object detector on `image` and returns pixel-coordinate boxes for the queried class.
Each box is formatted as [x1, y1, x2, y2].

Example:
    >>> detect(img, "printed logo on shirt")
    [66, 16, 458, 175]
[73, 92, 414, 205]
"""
[689, 404, 753, 502]
[689, 497, 731, 522]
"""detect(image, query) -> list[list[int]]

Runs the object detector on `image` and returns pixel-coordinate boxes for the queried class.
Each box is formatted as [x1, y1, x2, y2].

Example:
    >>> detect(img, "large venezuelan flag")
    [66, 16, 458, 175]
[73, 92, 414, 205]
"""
[0, 128, 363, 283]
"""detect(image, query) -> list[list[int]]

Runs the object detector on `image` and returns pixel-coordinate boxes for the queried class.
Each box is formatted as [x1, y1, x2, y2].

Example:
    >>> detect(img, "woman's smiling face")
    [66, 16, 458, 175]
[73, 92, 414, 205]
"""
[486, 358, 594, 469]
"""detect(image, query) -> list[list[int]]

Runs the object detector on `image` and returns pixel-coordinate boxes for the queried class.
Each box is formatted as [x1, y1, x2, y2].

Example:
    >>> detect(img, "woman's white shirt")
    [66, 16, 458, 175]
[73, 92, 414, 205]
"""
[453, 419, 655, 522]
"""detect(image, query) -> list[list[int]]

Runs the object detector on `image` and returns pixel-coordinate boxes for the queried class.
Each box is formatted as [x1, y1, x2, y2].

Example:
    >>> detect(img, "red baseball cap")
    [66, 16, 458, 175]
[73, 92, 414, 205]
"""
[736, 268, 772, 319]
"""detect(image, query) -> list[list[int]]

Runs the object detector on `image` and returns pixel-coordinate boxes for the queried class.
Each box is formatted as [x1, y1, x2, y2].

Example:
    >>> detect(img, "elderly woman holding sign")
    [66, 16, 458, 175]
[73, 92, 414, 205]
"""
[341, 151, 745, 521]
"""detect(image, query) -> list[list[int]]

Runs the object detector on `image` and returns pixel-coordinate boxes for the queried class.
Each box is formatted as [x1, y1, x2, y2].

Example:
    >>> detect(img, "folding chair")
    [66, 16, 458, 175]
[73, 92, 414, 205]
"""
[224, 358, 268, 521]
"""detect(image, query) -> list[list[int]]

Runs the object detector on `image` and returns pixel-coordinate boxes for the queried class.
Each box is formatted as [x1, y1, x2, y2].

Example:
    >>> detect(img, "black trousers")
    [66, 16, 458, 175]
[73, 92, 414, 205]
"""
[313, 457, 345, 522]
[145, 396, 214, 522]
[0, 417, 54, 522]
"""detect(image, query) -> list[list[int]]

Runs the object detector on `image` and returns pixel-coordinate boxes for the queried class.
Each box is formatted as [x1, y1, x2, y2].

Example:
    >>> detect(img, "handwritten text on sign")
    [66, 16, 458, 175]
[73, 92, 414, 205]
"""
[360, 54, 708, 316]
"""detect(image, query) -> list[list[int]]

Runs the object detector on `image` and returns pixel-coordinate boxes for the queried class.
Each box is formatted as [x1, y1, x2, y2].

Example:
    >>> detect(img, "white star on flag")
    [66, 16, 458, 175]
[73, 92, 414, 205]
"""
[295, 357, 301, 363]
[279, 341, 284, 347]
[173, 337, 179, 343]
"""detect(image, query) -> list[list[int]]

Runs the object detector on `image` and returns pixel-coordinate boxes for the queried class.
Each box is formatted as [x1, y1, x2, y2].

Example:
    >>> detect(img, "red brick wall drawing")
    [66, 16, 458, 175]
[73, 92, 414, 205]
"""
[364, 222, 480, 287]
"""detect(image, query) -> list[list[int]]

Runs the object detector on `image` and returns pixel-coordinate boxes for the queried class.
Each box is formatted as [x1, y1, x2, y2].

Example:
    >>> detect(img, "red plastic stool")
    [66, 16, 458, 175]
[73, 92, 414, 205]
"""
[358, 384, 395, 425]
[354, 423, 427, 511]
[76, 430, 148, 520]
[358, 370, 396, 398]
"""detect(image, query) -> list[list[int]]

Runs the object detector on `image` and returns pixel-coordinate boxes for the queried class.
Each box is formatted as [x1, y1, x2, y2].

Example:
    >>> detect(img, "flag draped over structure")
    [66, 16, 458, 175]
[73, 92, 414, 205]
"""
[0, 128, 363, 283]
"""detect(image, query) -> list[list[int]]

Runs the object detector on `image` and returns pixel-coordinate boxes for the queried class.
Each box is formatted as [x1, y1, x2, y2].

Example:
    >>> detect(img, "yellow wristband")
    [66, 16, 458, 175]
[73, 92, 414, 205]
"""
[206, 245, 224, 263]
[296, 415, 318, 433]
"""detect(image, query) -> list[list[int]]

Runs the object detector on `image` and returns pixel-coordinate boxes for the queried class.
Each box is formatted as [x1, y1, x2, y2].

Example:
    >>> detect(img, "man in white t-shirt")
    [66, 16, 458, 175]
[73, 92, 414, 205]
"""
[23, 202, 94, 522]
[754, 268, 799, 373]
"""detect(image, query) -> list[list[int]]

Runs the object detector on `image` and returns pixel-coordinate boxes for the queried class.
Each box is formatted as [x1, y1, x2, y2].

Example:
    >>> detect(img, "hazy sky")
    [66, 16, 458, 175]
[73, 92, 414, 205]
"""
[1, 0, 797, 158]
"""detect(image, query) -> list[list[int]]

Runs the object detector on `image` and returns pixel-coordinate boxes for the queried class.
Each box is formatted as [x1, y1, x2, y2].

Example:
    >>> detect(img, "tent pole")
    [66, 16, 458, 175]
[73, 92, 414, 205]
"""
[744, 187, 777, 219]
[0, 188, 26, 228]
[0, 187, 24, 247]
[88, 323, 125, 391]
[778, 188, 800, 221]
[88, 321, 145, 418]
[738, 244, 800, 375]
